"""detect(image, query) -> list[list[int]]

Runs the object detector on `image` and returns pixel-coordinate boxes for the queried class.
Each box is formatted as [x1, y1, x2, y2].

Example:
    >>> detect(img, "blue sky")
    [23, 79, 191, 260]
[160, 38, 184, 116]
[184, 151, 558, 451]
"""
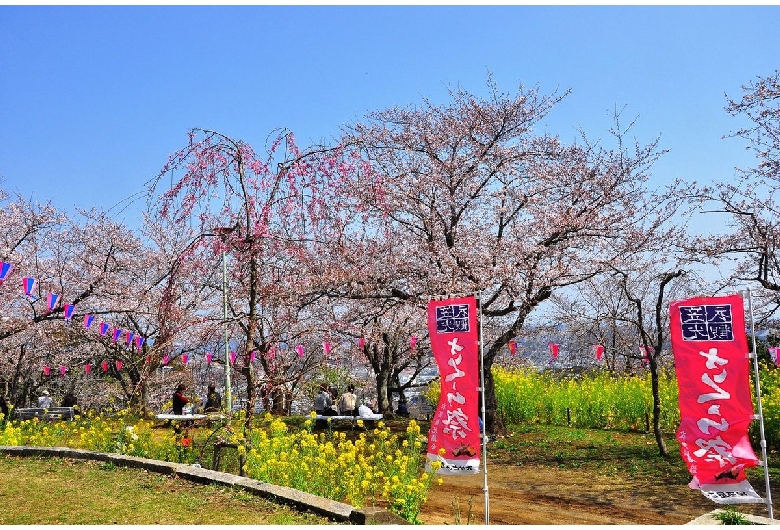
[1, 5, 779, 229]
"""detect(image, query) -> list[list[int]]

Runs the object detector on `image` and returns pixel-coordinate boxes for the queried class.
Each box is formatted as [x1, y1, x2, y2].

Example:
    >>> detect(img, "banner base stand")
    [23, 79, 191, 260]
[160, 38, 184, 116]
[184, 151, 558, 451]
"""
[696, 480, 766, 505]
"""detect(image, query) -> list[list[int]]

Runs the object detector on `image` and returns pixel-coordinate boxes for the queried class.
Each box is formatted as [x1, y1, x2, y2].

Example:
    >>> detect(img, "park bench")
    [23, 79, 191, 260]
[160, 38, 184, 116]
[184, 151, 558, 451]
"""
[14, 407, 75, 421]
[314, 413, 383, 429]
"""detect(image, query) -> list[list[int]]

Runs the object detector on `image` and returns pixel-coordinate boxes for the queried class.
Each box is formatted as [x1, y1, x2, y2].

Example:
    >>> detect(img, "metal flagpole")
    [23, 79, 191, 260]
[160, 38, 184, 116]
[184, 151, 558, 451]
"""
[477, 292, 489, 525]
[745, 286, 773, 519]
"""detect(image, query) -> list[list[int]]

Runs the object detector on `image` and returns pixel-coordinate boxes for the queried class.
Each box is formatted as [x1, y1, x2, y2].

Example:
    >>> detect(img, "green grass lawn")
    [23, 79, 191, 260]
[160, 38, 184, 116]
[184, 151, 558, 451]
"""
[0, 454, 333, 525]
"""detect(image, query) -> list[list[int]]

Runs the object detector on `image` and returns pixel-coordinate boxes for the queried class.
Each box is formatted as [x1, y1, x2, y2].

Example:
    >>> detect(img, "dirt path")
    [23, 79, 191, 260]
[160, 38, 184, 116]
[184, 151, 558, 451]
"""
[418, 463, 773, 525]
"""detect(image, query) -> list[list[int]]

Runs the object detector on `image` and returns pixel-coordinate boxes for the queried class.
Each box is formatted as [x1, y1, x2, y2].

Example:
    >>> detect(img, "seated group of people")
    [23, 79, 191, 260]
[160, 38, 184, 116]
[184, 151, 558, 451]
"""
[315, 383, 369, 417]
[314, 383, 410, 419]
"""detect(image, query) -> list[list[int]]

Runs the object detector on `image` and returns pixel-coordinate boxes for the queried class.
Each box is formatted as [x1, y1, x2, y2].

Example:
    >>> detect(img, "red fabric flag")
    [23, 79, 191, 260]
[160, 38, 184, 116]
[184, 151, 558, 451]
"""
[295, 345, 304, 357]
[323, 341, 331, 357]
[426, 296, 481, 475]
[59, 365, 67, 377]
[101, 361, 109, 372]
[508, 340, 517, 355]
[43, 366, 50, 376]
[230, 351, 238, 364]
[549, 343, 559, 359]
[669, 294, 760, 495]
[593, 344, 604, 361]
[115, 360, 123, 371]
[410, 335, 418, 350]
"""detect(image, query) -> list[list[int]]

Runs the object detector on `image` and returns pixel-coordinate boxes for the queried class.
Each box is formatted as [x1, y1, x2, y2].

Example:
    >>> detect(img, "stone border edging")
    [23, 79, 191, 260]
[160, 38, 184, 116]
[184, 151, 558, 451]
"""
[0, 446, 409, 525]
[686, 509, 778, 525]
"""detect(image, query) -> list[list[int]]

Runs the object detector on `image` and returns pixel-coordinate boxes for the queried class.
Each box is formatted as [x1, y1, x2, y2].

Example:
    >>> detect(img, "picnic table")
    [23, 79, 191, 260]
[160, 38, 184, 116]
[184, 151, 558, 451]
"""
[14, 407, 75, 421]
[155, 413, 208, 421]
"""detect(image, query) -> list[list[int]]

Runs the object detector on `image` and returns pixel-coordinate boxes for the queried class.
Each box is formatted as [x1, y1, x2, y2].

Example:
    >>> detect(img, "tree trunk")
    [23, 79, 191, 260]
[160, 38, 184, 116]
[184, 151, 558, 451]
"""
[376, 366, 393, 414]
[482, 353, 506, 435]
[649, 353, 668, 456]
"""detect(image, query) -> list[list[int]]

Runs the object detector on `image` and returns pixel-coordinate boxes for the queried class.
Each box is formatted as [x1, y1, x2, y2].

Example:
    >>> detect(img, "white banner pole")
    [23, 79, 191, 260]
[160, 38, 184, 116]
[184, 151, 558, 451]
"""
[477, 292, 489, 524]
[745, 286, 774, 519]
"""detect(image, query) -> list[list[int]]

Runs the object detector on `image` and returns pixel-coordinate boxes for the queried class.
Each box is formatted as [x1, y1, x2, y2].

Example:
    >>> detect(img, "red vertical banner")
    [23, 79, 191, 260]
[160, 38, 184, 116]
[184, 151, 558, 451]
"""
[669, 294, 763, 504]
[426, 296, 480, 474]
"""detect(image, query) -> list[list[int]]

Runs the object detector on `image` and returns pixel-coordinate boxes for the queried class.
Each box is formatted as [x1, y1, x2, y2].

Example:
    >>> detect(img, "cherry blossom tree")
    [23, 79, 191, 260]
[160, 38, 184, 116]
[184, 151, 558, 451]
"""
[696, 71, 780, 323]
[339, 79, 668, 434]
[147, 128, 355, 426]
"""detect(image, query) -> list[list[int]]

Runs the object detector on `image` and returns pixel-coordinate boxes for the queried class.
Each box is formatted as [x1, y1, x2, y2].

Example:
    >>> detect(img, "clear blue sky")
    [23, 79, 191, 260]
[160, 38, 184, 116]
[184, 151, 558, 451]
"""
[1, 5, 779, 228]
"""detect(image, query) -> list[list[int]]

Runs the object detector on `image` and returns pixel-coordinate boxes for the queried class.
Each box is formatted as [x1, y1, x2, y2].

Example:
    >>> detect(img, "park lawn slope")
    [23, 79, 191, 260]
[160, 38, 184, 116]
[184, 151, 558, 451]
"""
[0, 454, 332, 525]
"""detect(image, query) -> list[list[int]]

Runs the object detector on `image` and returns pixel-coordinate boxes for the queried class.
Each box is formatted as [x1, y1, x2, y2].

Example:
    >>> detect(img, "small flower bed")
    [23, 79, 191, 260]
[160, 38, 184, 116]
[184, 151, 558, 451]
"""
[0, 409, 441, 523]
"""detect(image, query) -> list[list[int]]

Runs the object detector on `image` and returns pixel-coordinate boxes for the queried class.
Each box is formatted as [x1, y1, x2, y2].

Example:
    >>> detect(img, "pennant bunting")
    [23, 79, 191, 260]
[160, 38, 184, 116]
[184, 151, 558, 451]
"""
[134, 336, 144, 349]
[410, 335, 418, 350]
[181, 353, 188, 365]
[162, 355, 169, 365]
[125, 331, 134, 346]
[145, 355, 151, 364]
[83, 314, 94, 329]
[63, 304, 75, 321]
[296, 345, 304, 357]
[250, 350, 256, 362]
[101, 361, 109, 372]
[43, 365, 50, 376]
[593, 344, 605, 361]
[0, 261, 14, 285]
[22, 277, 38, 302]
[46, 293, 59, 312]
[115, 360, 123, 371]
[640, 345, 650, 365]
[84, 364, 91, 374]
[112, 328, 122, 342]
[59, 365, 67, 377]
[230, 351, 237, 364]
[549, 343, 560, 359]
[205, 353, 213, 364]
[99, 322, 110, 336]
[508, 340, 518, 355]
[358, 337, 365, 350]
[769, 346, 780, 365]
[22, 277, 36, 297]
[323, 341, 331, 357]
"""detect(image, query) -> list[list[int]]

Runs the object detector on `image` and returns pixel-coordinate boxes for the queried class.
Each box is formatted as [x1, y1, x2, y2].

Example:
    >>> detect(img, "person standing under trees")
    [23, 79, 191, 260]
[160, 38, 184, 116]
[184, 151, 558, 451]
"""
[337, 384, 358, 416]
[172, 384, 189, 415]
[203, 383, 221, 412]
